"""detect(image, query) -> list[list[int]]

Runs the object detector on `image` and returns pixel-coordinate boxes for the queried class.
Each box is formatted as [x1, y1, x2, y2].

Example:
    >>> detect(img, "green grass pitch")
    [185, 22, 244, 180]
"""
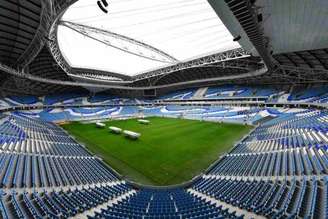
[61, 117, 252, 186]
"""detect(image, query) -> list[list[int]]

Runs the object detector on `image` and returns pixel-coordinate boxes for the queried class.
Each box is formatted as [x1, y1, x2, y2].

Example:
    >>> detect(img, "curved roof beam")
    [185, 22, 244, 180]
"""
[0, 62, 268, 90]
[135, 48, 251, 80]
[60, 21, 179, 64]
[15, 1, 79, 69]
[49, 27, 253, 84]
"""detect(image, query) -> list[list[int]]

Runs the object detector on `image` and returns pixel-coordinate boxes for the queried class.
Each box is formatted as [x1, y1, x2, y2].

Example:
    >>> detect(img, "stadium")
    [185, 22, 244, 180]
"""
[0, 0, 327, 218]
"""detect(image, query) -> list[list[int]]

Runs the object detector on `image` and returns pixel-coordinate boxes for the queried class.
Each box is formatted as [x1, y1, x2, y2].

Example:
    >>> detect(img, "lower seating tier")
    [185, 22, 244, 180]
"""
[193, 177, 327, 219]
[0, 182, 131, 219]
[0, 153, 118, 188]
[90, 188, 242, 219]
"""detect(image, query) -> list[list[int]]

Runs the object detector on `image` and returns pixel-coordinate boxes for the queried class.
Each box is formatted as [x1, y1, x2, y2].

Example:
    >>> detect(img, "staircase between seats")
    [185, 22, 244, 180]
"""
[193, 87, 208, 99]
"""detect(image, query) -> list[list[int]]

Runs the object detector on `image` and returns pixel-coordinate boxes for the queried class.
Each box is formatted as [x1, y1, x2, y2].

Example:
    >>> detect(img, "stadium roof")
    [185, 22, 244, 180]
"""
[58, 0, 240, 76]
[0, 0, 328, 96]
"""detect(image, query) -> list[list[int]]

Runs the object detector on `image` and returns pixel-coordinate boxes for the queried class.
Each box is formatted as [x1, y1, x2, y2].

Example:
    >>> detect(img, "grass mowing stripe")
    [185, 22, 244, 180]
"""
[62, 117, 252, 186]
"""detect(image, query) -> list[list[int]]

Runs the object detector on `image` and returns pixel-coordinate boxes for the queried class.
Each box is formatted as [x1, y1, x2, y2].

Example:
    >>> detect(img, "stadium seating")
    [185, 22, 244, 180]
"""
[1, 182, 132, 218]
[6, 96, 39, 105]
[3, 85, 327, 124]
[90, 188, 240, 219]
[1, 0, 328, 216]
[192, 177, 324, 218]
[204, 85, 278, 99]
[0, 88, 327, 218]
[288, 86, 328, 102]
[157, 88, 197, 100]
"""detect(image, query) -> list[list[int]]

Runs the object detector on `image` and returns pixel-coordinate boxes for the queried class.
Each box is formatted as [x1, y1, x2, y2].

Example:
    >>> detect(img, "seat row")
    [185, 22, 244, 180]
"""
[0, 139, 90, 157]
[90, 189, 242, 219]
[0, 153, 117, 188]
[0, 116, 90, 156]
[0, 182, 130, 219]
[233, 137, 328, 154]
[210, 147, 328, 177]
[193, 177, 326, 219]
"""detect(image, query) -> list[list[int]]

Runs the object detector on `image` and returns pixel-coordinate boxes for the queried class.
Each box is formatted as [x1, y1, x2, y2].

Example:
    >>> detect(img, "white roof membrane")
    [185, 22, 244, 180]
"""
[58, 0, 240, 76]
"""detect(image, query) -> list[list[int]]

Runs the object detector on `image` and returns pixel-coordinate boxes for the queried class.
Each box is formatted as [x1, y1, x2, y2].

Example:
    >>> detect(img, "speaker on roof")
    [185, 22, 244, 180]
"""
[97, 0, 109, 13]
[233, 35, 241, 41]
